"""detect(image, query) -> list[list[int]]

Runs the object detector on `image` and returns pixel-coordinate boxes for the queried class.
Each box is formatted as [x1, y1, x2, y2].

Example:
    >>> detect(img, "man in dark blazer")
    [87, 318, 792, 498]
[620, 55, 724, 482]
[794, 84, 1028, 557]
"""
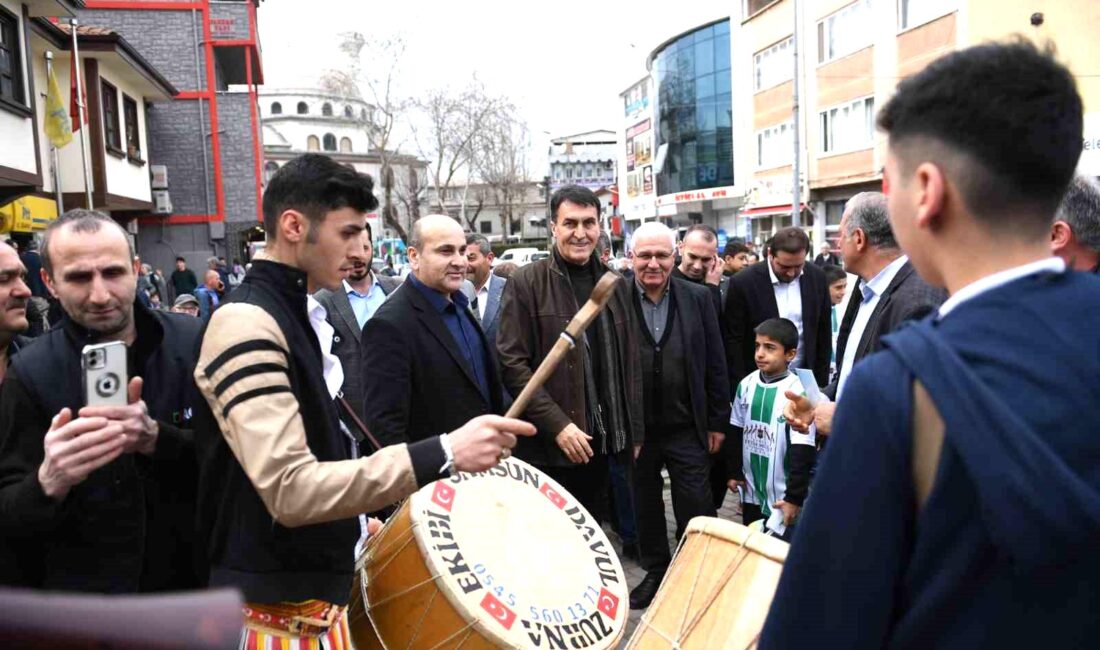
[627, 223, 730, 609]
[361, 215, 502, 447]
[460, 233, 507, 349]
[810, 192, 945, 434]
[314, 227, 400, 432]
[725, 227, 832, 386]
[813, 243, 840, 267]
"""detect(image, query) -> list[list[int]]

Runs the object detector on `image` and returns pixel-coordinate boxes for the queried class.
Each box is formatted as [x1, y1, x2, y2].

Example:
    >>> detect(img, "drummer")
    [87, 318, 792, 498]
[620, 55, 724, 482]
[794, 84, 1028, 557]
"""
[192, 154, 535, 647]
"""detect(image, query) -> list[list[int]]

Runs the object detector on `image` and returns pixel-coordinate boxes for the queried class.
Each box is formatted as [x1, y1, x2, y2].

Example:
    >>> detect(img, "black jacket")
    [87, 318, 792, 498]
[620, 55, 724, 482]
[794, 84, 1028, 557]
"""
[0, 304, 203, 593]
[826, 261, 946, 399]
[724, 260, 832, 386]
[361, 279, 502, 446]
[633, 278, 730, 444]
[193, 261, 447, 605]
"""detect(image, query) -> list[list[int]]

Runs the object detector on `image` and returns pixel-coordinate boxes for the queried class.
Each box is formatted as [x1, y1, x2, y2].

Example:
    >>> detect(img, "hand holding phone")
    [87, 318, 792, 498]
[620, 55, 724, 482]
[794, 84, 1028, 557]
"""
[82, 342, 128, 407]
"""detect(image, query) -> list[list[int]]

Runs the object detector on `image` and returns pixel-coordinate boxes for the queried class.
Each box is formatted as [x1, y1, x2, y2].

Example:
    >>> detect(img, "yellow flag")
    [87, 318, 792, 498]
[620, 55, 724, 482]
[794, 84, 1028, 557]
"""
[44, 64, 73, 149]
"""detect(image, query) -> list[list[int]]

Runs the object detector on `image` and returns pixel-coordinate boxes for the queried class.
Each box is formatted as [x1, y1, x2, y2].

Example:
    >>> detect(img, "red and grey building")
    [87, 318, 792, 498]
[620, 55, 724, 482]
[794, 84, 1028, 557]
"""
[73, 0, 266, 271]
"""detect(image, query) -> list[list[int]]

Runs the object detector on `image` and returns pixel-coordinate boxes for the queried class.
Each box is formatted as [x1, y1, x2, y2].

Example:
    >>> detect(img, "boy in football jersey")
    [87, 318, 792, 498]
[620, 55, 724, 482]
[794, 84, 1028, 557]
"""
[823, 264, 848, 383]
[726, 318, 816, 540]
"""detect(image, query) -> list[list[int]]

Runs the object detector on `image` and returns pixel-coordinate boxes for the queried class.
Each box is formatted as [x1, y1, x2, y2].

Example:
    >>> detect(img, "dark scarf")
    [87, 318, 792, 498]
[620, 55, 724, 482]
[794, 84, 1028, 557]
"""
[554, 248, 629, 455]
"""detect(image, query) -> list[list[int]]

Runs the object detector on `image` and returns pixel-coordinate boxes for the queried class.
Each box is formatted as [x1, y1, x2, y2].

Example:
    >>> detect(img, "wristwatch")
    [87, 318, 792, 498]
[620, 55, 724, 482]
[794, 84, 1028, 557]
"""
[439, 433, 456, 477]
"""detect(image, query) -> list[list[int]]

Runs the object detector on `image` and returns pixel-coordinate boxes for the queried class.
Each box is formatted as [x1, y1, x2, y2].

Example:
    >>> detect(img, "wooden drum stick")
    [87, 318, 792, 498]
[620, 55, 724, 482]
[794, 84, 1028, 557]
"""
[505, 272, 622, 419]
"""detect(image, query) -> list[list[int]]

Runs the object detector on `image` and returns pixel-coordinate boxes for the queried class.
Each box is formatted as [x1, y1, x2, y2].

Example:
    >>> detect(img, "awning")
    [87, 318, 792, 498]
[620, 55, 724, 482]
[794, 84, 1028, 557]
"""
[741, 203, 808, 219]
[0, 196, 59, 234]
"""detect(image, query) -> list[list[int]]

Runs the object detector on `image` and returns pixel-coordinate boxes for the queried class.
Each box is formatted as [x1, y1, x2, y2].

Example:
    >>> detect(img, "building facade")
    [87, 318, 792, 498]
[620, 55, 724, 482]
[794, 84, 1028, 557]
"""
[260, 86, 428, 245]
[65, 0, 266, 273]
[620, 0, 1100, 249]
[548, 130, 617, 193]
[424, 180, 549, 244]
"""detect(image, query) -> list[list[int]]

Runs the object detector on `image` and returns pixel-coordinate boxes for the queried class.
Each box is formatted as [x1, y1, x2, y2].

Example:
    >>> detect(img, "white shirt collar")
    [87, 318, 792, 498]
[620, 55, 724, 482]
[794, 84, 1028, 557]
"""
[938, 257, 1065, 319]
[862, 255, 909, 301]
[305, 294, 345, 399]
[767, 260, 802, 286]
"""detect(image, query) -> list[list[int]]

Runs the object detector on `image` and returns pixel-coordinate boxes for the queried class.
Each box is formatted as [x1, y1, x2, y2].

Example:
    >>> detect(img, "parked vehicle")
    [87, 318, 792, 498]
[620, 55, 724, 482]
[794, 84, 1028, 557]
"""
[493, 247, 543, 267]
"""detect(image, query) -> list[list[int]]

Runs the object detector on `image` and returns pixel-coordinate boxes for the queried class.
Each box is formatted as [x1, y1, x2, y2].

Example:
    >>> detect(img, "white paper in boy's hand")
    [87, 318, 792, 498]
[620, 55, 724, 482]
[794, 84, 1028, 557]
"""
[795, 369, 824, 406]
[766, 508, 788, 536]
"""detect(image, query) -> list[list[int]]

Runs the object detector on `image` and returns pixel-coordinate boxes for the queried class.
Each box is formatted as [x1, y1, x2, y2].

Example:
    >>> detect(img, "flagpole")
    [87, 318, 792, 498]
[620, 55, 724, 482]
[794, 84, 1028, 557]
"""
[70, 18, 93, 209]
[45, 51, 64, 214]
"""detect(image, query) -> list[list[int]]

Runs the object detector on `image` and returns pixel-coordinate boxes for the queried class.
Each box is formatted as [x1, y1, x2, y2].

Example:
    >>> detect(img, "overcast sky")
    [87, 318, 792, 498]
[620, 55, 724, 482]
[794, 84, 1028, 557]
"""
[258, 0, 732, 170]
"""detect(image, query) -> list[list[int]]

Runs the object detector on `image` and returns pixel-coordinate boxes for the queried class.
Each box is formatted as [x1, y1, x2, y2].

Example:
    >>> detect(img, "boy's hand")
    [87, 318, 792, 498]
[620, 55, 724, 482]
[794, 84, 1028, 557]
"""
[727, 478, 746, 492]
[773, 500, 801, 526]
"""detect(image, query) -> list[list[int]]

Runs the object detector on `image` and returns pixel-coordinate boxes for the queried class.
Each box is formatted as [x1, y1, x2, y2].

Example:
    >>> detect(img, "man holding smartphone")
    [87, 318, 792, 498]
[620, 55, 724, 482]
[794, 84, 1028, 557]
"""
[0, 209, 204, 592]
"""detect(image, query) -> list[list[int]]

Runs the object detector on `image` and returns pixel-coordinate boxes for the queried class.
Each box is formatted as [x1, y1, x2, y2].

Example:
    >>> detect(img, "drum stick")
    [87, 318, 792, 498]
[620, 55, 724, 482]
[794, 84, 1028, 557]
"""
[505, 272, 621, 419]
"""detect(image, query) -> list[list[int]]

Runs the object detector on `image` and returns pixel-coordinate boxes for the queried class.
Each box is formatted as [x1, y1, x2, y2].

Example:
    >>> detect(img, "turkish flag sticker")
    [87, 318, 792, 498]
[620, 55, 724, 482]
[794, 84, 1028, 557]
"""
[431, 482, 456, 512]
[540, 483, 567, 510]
[480, 593, 516, 630]
[597, 588, 620, 620]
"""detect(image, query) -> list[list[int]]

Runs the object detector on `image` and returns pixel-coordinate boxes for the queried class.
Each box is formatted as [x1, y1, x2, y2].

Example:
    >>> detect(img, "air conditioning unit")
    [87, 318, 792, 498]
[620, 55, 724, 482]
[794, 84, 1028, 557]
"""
[152, 189, 172, 215]
[150, 165, 168, 190]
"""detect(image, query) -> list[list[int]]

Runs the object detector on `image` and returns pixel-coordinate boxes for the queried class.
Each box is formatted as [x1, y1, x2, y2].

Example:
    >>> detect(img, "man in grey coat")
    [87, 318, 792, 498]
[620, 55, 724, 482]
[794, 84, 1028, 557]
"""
[314, 227, 400, 433]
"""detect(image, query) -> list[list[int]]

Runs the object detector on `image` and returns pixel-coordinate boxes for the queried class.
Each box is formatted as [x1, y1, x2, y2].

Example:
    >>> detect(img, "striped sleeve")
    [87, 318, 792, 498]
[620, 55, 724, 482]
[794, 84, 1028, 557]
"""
[194, 303, 426, 528]
[730, 376, 749, 428]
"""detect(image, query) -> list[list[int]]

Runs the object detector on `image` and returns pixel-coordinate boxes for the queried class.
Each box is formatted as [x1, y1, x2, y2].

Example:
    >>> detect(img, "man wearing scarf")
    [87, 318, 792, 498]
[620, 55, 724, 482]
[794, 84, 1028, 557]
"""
[497, 185, 644, 522]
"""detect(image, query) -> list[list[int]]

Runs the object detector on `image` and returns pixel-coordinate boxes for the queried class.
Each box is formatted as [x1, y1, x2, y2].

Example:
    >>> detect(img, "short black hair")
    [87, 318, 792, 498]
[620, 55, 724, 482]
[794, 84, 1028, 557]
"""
[175, 256, 185, 262]
[261, 153, 379, 240]
[550, 185, 601, 222]
[877, 39, 1082, 234]
[754, 318, 798, 352]
[723, 241, 750, 257]
[42, 209, 134, 277]
[768, 227, 811, 256]
[823, 264, 847, 285]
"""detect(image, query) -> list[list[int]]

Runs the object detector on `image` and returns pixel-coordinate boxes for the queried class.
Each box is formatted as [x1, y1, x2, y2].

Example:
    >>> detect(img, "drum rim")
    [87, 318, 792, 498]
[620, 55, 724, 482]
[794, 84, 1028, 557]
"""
[408, 457, 628, 650]
[684, 516, 789, 563]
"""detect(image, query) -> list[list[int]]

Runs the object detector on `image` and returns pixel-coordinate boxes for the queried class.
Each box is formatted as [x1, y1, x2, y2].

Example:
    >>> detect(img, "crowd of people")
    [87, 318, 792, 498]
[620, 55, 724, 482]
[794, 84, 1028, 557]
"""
[0, 39, 1097, 648]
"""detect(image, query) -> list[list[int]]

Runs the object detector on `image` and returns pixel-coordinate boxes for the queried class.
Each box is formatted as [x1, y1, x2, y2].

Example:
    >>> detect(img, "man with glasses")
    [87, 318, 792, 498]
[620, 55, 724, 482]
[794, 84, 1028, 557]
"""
[626, 222, 729, 610]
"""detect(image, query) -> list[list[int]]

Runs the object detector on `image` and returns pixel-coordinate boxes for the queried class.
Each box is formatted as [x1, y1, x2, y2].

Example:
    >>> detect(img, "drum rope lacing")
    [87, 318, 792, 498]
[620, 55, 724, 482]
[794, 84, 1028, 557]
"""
[353, 518, 482, 650]
[632, 526, 761, 650]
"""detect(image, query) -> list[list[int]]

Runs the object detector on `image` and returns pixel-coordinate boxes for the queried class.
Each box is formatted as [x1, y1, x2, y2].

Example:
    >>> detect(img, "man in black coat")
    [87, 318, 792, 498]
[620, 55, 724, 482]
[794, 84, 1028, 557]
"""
[627, 223, 730, 610]
[361, 215, 502, 447]
[804, 192, 945, 435]
[0, 210, 203, 593]
[725, 227, 832, 386]
[314, 228, 400, 435]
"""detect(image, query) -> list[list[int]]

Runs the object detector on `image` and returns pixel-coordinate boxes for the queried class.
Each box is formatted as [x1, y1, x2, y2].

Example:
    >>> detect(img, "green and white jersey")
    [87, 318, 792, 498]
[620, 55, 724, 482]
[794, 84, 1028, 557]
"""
[730, 371, 816, 516]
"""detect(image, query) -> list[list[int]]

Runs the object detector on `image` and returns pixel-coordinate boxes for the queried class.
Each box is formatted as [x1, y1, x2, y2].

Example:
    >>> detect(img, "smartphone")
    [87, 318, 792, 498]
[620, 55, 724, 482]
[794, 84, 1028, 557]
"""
[82, 341, 128, 407]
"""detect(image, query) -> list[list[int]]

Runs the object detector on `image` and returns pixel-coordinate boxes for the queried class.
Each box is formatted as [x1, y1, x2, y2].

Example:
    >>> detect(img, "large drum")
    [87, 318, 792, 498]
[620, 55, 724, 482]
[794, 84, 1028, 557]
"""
[350, 458, 629, 649]
[626, 517, 788, 649]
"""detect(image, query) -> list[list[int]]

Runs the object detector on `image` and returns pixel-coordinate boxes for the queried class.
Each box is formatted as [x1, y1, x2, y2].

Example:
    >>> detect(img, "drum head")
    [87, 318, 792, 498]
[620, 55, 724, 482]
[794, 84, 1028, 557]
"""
[409, 458, 629, 649]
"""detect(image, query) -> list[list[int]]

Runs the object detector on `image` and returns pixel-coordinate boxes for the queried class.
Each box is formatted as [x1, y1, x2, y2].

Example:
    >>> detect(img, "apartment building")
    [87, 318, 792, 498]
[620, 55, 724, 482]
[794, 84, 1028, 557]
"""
[618, 0, 1099, 248]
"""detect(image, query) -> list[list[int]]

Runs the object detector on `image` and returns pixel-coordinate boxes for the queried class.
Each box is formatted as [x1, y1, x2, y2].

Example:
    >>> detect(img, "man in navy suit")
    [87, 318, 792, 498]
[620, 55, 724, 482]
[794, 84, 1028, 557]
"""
[763, 41, 1099, 648]
[361, 216, 502, 447]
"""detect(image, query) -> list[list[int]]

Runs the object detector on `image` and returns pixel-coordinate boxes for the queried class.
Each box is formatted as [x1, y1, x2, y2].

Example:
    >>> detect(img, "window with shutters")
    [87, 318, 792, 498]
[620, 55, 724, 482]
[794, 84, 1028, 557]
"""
[101, 80, 123, 154]
[0, 8, 26, 110]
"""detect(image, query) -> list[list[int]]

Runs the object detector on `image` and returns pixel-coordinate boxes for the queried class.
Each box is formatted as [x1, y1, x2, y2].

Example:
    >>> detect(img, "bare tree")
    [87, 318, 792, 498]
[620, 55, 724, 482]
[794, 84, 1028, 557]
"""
[473, 107, 531, 239]
[413, 80, 502, 220]
[333, 32, 414, 242]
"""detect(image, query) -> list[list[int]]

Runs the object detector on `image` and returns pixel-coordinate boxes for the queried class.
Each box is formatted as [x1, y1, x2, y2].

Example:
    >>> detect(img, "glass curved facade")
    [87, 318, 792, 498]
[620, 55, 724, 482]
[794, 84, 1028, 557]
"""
[652, 20, 734, 196]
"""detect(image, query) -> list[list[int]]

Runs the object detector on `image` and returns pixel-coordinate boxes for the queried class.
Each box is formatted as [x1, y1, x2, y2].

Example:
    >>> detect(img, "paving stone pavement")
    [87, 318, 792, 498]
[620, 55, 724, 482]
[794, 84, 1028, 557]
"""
[604, 481, 745, 647]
